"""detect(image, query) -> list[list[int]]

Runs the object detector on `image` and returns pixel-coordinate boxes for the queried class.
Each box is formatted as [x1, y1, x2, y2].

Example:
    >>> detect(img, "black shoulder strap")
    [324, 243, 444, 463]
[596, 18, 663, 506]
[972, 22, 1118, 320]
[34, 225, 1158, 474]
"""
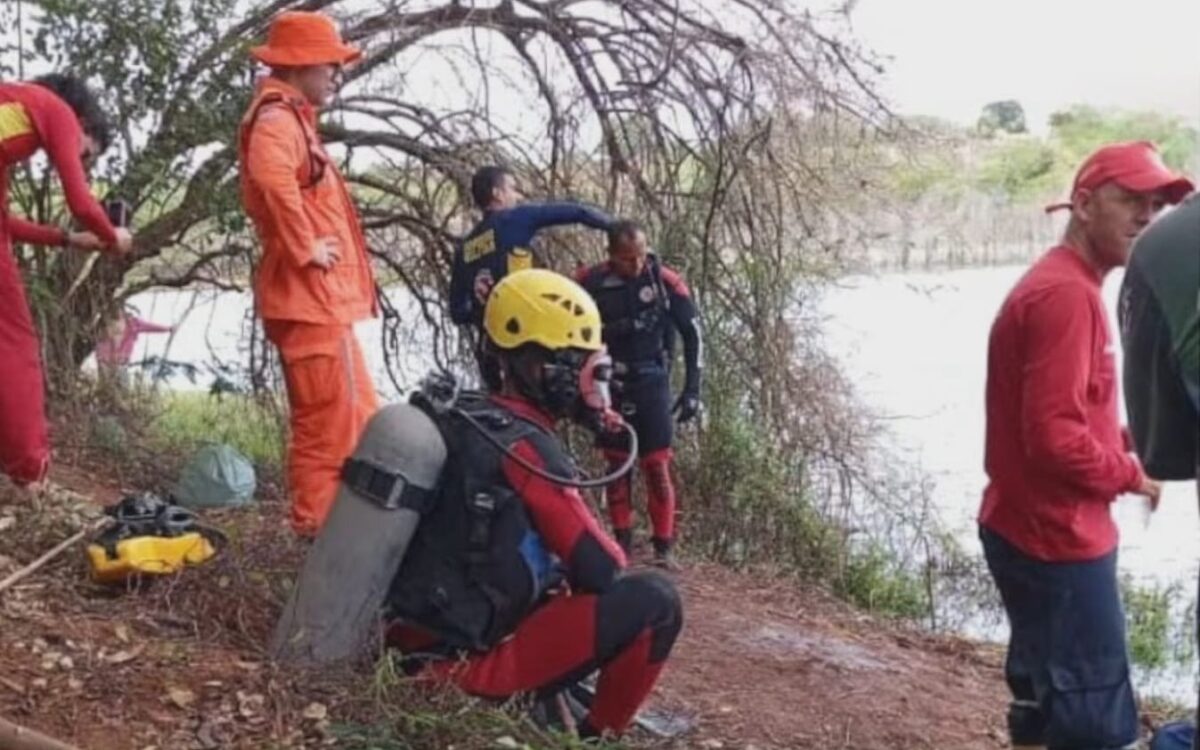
[455, 400, 546, 451]
[340, 456, 436, 514]
[516, 423, 578, 480]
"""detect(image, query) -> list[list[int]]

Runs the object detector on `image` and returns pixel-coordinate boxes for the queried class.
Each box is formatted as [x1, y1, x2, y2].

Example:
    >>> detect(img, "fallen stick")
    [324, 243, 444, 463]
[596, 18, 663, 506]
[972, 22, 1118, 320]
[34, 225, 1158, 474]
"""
[63, 251, 101, 301]
[0, 520, 107, 596]
[0, 714, 82, 750]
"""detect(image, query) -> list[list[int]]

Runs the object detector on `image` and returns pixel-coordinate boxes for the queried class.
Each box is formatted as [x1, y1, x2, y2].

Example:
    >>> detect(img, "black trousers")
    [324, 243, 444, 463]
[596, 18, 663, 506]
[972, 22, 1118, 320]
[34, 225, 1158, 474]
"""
[981, 526, 1138, 750]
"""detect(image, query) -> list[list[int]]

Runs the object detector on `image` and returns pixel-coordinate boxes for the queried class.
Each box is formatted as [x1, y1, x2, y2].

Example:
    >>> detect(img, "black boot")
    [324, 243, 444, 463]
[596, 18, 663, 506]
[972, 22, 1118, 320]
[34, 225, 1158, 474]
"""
[614, 528, 633, 557]
[651, 537, 681, 571]
[530, 687, 590, 734]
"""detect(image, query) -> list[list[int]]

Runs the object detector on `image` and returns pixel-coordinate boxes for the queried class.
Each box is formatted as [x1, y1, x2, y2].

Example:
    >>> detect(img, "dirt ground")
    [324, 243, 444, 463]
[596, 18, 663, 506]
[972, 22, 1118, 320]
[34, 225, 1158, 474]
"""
[653, 563, 1009, 749]
[1, 458, 1017, 750]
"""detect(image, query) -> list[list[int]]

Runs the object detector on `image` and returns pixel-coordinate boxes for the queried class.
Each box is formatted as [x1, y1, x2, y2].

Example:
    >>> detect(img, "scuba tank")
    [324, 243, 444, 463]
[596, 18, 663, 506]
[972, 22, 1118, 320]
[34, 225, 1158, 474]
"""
[269, 385, 450, 665]
[270, 371, 637, 666]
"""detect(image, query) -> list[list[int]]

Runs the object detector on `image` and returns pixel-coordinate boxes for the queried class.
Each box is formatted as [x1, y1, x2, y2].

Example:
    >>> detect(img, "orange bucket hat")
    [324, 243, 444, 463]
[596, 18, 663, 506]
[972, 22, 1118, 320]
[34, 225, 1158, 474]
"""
[250, 11, 362, 67]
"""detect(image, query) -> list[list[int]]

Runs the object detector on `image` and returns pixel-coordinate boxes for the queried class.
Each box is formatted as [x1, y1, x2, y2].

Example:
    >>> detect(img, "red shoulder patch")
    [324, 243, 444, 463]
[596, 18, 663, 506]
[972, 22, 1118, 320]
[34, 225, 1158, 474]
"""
[659, 265, 691, 298]
[575, 261, 610, 286]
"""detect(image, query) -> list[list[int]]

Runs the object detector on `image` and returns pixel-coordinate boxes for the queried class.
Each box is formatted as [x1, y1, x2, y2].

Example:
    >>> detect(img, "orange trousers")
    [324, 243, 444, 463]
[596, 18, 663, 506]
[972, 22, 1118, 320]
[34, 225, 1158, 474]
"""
[265, 321, 378, 537]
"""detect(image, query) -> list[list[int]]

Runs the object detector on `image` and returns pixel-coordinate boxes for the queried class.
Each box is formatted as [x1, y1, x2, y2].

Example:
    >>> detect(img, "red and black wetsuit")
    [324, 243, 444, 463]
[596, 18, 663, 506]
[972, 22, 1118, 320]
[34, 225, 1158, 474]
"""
[575, 254, 701, 550]
[0, 82, 119, 485]
[386, 393, 683, 737]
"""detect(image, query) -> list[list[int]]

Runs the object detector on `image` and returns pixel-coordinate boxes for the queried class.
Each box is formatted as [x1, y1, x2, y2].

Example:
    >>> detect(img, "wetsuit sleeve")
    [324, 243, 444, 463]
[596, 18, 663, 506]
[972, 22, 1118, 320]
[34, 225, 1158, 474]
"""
[502, 438, 627, 594]
[36, 97, 118, 245]
[662, 265, 702, 394]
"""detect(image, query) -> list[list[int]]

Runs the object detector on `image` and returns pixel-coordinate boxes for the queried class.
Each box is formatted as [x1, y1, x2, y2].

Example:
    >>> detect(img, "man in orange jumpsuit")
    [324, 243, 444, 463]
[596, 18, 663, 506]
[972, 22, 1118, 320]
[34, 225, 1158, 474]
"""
[238, 12, 379, 537]
[1, 73, 133, 486]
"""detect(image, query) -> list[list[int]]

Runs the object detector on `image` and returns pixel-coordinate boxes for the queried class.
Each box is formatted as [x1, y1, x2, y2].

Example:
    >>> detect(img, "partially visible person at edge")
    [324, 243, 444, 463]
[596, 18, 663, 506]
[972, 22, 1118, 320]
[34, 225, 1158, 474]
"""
[979, 141, 1192, 750]
[0, 73, 134, 487]
[448, 166, 613, 385]
[386, 269, 682, 740]
[1117, 191, 1199, 750]
[575, 220, 702, 570]
[95, 305, 174, 371]
[238, 11, 379, 537]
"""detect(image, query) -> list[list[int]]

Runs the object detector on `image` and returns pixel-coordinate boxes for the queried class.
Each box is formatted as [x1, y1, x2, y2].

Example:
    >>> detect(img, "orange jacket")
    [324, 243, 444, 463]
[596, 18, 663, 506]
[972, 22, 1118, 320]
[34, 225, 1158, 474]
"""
[238, 78, 375, 325]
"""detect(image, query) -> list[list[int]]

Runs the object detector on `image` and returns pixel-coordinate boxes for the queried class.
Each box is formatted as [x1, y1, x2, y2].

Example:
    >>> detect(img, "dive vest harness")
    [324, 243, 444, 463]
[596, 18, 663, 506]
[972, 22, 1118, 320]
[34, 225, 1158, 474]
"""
[342, 372, 637, 504]
[269, 370, 638, 664]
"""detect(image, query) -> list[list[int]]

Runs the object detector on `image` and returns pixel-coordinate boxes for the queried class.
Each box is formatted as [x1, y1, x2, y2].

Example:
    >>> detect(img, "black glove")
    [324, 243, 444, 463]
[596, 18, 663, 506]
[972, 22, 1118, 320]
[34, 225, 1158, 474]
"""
[672, 391, 700, 424]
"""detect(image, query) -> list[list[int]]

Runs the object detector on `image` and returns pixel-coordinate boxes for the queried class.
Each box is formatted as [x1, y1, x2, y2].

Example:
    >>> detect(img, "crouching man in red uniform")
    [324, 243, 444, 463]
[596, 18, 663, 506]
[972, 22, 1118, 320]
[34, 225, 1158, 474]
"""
[385, 269, 683, 739]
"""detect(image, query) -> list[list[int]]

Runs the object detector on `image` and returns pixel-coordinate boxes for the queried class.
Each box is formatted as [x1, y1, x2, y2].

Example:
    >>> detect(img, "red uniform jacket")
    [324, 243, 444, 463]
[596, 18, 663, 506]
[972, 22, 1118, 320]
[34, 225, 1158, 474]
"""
[0, 82, 117, 246]
[980, 246, 1144, 562]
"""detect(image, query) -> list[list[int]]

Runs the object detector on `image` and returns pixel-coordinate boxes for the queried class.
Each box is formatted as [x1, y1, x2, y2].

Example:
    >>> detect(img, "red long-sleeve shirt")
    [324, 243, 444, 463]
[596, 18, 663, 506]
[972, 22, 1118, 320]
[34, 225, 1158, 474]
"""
[0, 82, 118, 246]
[979, 246, 1144, 562]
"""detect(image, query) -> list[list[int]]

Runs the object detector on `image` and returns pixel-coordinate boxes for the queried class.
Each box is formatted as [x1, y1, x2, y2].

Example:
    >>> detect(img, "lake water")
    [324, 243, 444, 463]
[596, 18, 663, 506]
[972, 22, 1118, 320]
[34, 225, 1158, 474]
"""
[819, 265, 1198, 701]
[819, 265, 1196, 590]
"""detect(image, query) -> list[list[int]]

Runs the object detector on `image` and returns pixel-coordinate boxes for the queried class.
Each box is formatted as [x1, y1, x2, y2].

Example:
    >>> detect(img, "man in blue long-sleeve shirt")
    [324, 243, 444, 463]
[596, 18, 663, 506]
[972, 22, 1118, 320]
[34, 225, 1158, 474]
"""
[449, 166, 614, 327]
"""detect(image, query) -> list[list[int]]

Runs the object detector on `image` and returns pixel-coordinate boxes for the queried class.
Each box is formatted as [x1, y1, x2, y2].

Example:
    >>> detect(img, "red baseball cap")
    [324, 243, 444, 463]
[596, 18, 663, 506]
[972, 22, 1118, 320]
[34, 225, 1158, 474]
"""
[1045, 141, 1194, 213]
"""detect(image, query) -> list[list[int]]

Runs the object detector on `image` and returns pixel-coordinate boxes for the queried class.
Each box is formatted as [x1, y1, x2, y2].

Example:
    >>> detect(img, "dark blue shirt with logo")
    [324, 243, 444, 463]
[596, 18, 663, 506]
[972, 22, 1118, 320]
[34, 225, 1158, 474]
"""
[449, 202, 613, 325]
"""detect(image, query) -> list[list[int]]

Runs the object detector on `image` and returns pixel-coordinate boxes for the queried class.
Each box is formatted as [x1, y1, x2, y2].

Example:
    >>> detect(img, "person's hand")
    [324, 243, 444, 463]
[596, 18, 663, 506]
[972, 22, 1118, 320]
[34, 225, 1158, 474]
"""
[310, 236, 341, 269]
[473, 269, 495, 305]
[111, 227, 134, 255]
[672, 391, 700, 424]
[66, 231, 105, 252]
[599, 408, 627, 434]
[1134, 474, 1163, 511]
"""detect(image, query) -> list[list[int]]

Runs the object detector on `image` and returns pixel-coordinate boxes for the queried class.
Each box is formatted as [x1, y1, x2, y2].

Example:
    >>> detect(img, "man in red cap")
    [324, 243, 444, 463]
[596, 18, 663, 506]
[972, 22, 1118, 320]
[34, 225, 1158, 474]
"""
[979, 141, 1193, 750]
[238, 11, 379, 537]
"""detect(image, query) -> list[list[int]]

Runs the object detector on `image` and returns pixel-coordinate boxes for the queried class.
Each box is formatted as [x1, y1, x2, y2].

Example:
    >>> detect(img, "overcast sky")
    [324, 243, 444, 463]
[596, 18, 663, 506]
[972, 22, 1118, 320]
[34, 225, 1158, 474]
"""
[846, 0, 1200, 132]
[3, 0, 1196, 141]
